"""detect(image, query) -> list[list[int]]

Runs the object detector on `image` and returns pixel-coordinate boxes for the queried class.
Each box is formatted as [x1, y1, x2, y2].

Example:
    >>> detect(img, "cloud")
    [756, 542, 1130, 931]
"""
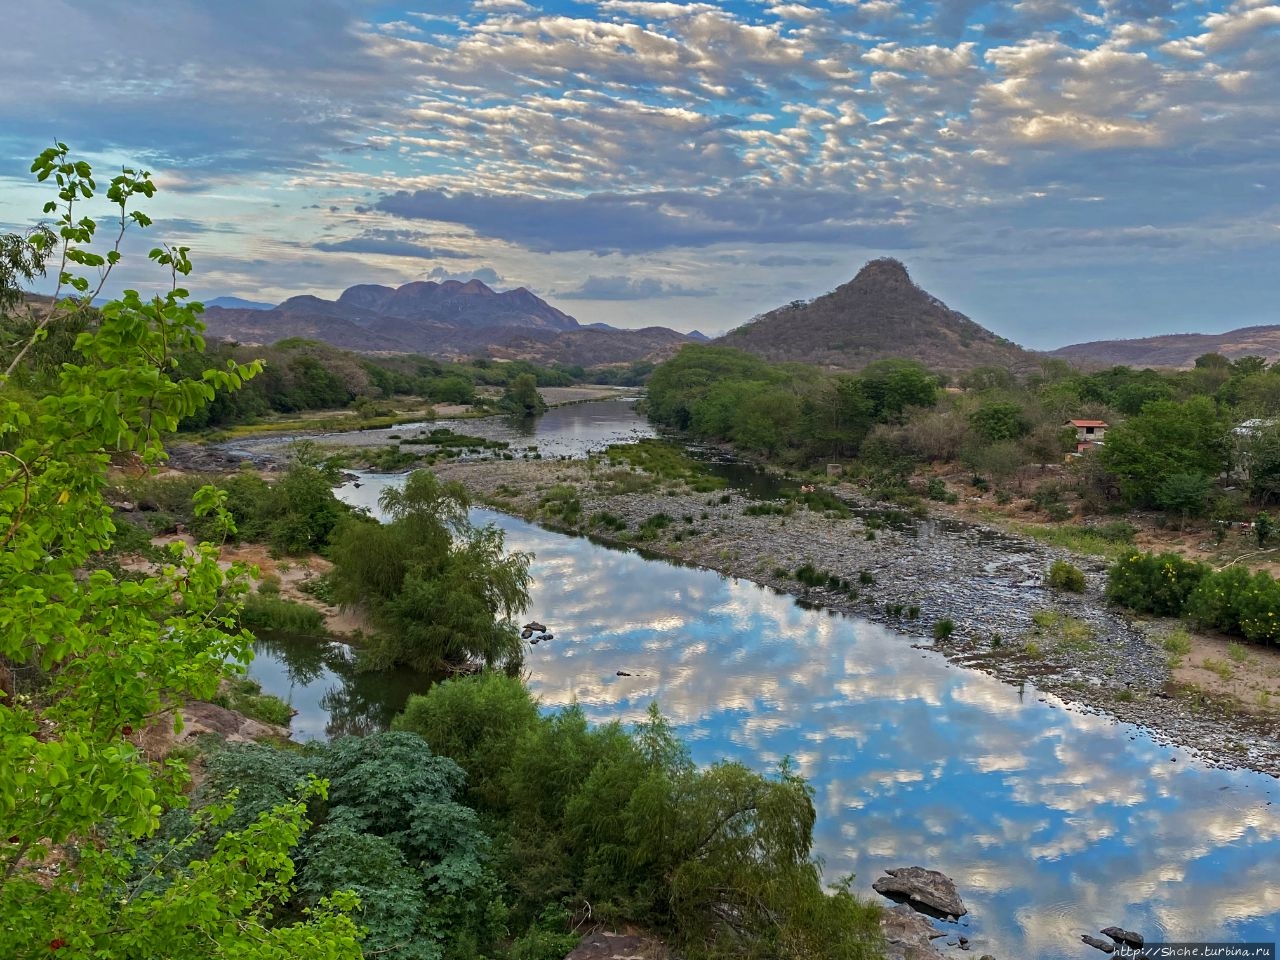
[426, 266, 506, 286]
[314, 229, 472, 259]
[554, 275, 713, 299]
[375, 187, 920, 254]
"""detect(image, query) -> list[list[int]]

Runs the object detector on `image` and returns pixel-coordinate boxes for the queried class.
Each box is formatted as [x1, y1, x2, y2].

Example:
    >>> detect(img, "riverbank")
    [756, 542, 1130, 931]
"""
[428, 456, 1280, 779]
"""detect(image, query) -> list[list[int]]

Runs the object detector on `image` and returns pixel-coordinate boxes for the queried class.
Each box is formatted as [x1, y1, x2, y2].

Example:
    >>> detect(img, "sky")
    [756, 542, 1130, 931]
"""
[1, 0, 1278, 350]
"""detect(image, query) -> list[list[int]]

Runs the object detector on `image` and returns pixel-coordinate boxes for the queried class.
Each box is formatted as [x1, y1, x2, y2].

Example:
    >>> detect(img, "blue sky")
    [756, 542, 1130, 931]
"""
[2, 0, 1278, 348]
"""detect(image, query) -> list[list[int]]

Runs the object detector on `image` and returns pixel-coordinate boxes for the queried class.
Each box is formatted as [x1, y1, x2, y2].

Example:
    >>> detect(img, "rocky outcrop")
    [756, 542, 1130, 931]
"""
[880, 904, 948, 960]
[562, 930, 666, 960]
[181, 701, 289, 743]
[873, 867, 967, 919]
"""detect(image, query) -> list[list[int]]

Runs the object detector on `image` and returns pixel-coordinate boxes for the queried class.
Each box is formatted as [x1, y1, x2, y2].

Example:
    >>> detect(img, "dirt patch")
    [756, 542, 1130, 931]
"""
[1169, 628, 1280, 717]
[217, 543, 371, 637]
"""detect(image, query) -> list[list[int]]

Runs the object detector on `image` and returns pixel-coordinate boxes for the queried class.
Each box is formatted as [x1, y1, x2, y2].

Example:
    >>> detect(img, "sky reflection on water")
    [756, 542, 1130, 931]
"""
[483, 509, 1280, 958]
[255, 466, 1280, 959]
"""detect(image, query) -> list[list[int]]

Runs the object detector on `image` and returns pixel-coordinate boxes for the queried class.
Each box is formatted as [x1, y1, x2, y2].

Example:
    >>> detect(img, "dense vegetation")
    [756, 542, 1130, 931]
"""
[175, 341, 579, 430]
[180, 678, 884, 960]
[645, 344, 1280, 525]
[0, 146, 363, 957]
[328, 471, 533, 672]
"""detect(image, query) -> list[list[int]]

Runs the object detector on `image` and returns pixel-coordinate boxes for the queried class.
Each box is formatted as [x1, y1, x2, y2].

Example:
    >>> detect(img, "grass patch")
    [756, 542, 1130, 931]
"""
[240, 594, 327, 634]
[1028, 608, 1095, 652]
[1163, 628, 1192, 667]
[743, 501, 792, 517]
[1046, 559, 1086, 592]
[1202, 657, 1235, 681]
[215, 676, 294, 727]
[589, 511, 628, 532]
[401, 427, 509, 451]
[637, 512, 673, 541]
[1009, 522, 1132, 560]
[601, 439, 726, 492]
[538, 485, 582, 526]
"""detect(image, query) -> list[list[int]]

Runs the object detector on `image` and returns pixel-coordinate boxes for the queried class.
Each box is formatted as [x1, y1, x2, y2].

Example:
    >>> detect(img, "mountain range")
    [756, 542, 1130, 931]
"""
[1049, 325, 1280, 369]
[199, 262, 1267, 375]
[198, 279, 693, 367]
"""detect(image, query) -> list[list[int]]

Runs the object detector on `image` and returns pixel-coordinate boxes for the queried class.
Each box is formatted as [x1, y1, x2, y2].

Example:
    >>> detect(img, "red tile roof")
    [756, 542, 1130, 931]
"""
[1066, 419, 1108, 427]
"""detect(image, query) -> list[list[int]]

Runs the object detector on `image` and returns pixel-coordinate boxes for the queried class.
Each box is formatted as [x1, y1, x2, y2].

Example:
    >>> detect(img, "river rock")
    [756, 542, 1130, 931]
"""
[873, 866, 967, 918]
[1101, 926, 1144, 948]
[879, 904, 948, 960]
[563, 930, 666, 960]
[1082, 934, 1115, 953]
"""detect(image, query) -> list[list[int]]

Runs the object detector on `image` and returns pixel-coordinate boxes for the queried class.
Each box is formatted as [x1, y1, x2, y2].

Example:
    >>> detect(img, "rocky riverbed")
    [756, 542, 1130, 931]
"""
[426, 456, 1280, 779]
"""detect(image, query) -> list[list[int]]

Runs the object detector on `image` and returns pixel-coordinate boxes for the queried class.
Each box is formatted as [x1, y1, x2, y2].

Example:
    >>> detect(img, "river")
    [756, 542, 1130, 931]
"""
[244, 399, 1280, 958]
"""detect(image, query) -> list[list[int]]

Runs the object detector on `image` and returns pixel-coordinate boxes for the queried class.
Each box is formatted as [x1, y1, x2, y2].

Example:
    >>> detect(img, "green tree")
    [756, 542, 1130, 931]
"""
[1100, 397, 1227, 506]
[856, 358, 938, 420]
[397, 676, 884, 960]
[1154, 472, 1211, 527]
[0, 145, 360, 957]
[329, 470, 532, 671]
[501, 373, 547, 416]
[969, 400, 1030, 442]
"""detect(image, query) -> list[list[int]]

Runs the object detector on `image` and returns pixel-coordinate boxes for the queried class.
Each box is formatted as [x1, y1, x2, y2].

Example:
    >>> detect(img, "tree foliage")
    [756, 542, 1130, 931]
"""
[0, 146, 360, 956]
[395, 674, 884, 960]
[329, 471, 532, 671]
[1098, 397, 1226, 506]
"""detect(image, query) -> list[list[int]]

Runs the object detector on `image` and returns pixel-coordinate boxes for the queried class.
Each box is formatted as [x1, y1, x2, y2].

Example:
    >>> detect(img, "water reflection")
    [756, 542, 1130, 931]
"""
[245, 632, 434, 741]
[249, 473, 1280, 959]
[484, 512, 1280, 958]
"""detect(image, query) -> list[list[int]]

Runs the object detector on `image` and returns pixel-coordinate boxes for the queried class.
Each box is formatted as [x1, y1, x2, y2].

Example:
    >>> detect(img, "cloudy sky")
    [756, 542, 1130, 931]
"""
[2, 0, 1277, 348]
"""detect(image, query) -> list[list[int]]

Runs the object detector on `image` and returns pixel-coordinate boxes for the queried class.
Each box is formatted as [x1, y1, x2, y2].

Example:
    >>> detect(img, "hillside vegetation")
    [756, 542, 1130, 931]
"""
[720, 258, 1039, 375]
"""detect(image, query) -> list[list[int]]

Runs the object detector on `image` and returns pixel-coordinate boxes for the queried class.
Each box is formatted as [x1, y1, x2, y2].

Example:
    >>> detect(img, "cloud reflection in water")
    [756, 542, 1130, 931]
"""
[480, 509, 1280, 958]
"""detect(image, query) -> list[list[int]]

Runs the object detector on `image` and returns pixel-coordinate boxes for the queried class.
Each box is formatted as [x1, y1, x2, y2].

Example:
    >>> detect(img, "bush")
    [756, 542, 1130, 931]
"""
[1046, 560, 1086, 592]
[1105, 551, 1209, 617]
[1185, 565, 1254, 636]
[933, 618, 955, 640]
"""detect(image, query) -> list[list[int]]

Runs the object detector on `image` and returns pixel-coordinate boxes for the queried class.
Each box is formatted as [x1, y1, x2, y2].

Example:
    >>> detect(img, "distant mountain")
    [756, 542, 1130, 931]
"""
[488, 326, 694, 367]
[203, 296, 274, 311]
[1050, 325, 1280, 369]
[198, 278, 694, 366]
[719, 258, 1038, 375]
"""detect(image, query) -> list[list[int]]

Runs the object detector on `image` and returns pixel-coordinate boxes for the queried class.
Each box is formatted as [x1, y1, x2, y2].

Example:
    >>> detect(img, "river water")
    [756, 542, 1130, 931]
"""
[244, 399, 1280, 958]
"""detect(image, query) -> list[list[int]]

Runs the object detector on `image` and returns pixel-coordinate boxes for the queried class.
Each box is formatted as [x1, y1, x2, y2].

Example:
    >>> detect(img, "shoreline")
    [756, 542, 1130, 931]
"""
[427, 456, 1280, 780]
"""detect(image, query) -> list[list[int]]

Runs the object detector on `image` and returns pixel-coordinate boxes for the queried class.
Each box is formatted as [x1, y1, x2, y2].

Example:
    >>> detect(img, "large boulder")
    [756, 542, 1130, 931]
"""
[873, 866, 968, 919]
[880, 904, 948, 960]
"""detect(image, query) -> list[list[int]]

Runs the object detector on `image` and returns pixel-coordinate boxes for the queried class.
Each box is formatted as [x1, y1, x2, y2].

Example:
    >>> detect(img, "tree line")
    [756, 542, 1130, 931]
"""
[644, 344, 1280, 523]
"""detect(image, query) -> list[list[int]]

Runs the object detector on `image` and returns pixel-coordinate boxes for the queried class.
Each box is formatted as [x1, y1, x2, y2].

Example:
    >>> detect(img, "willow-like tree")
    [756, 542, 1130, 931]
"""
[0, 145, 361, 958]
[329, 470, 532, 672]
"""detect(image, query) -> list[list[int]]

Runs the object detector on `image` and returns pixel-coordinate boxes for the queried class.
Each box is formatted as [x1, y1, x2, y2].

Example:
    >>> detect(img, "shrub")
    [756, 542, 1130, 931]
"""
[1105, 551, 1209, 617]
[539, 484, 582, 526]
[933, 618, 955, 640]
[1185, 565, 1254, 635]
[1046, 560, 1086, 592]
[795, 563, 826, 587]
